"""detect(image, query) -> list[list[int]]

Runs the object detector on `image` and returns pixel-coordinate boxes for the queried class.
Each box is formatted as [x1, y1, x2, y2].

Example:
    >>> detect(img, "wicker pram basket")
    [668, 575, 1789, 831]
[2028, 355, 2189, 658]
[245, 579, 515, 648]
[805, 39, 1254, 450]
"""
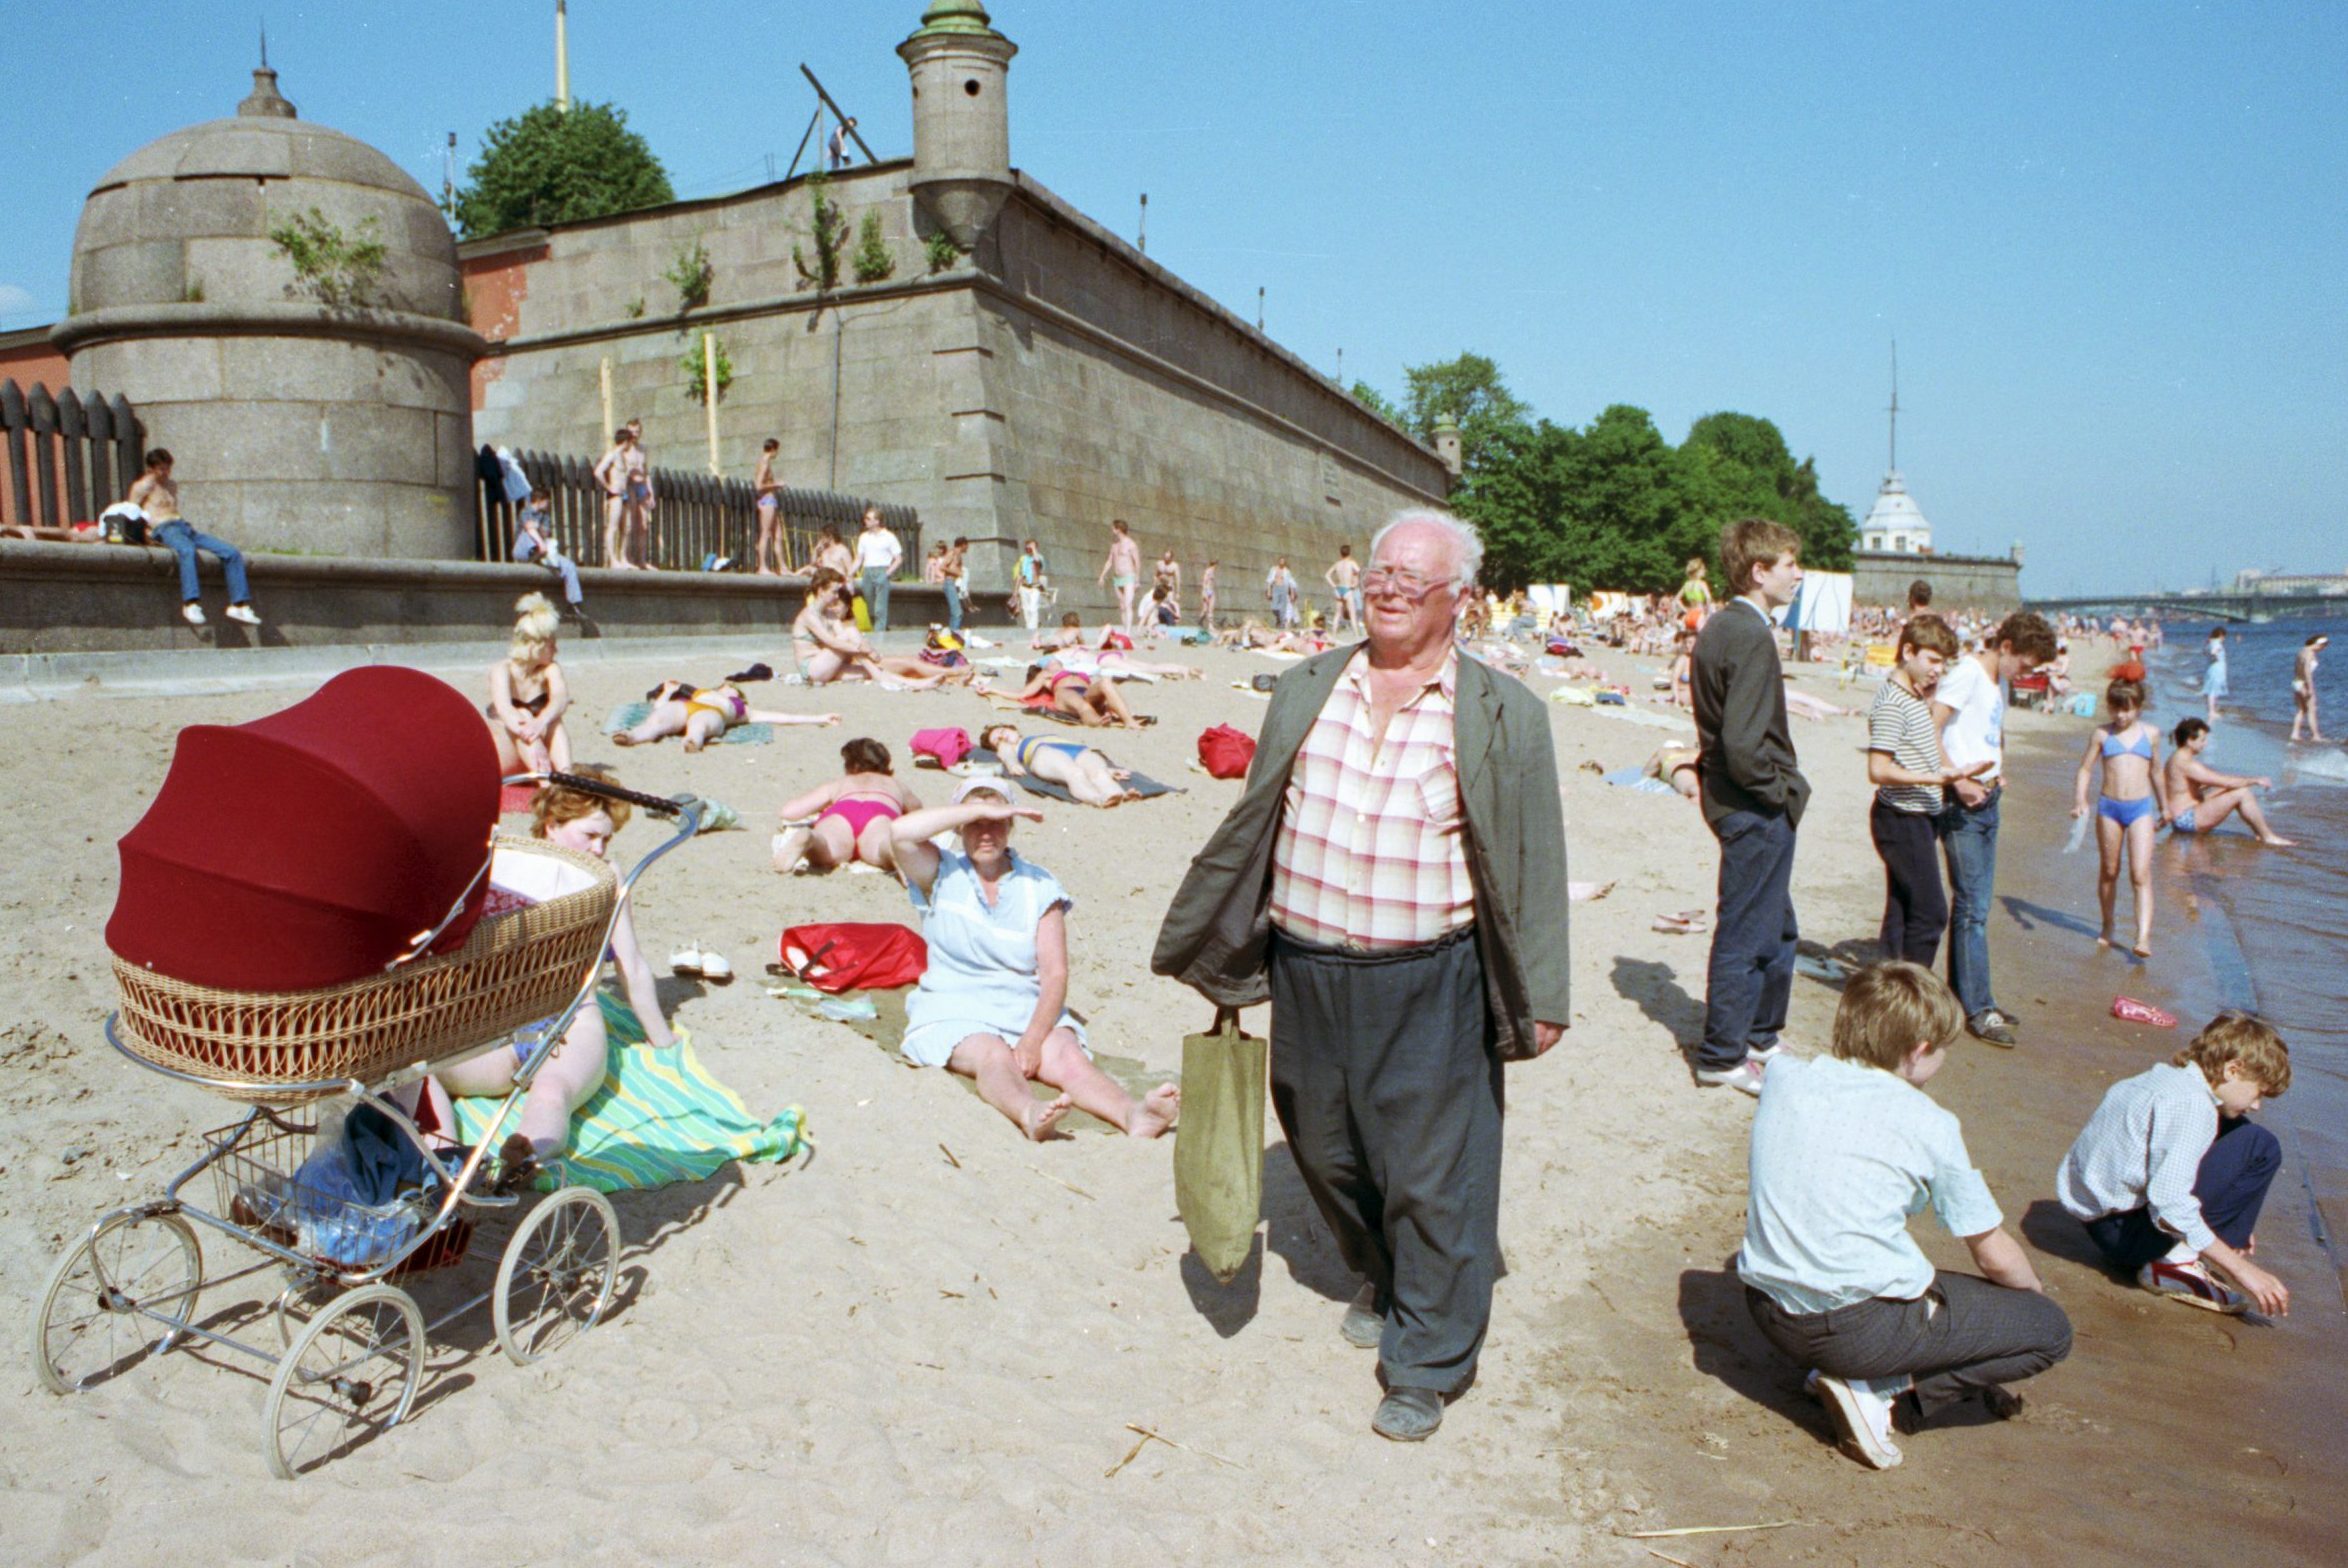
[111, 837, 617, 1104]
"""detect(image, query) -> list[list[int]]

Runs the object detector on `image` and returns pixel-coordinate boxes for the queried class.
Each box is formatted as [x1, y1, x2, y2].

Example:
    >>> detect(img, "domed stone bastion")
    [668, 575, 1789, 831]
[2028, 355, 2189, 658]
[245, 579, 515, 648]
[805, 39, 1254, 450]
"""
[52, 66, 483, 558]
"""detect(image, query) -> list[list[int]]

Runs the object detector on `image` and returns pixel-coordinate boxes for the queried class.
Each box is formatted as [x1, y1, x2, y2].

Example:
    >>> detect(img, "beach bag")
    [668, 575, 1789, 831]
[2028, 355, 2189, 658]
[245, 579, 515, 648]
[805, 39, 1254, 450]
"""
[1099, 630, 1134, 651]
[1175, 1007, 1267, 1283]
[851, 593, 873, 632]
[1197, 724, 1256, 780]
[777, 922, 928, 993]
[910, 726, 974, 769]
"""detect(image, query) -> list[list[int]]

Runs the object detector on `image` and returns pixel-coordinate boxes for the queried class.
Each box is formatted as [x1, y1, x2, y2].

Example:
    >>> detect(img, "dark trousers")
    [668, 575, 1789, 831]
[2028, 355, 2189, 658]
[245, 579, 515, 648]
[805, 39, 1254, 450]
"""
[2082, 1116, 2283, 1273]
[1870, 799, 1948, 965]
[1702, 808, 1799, 1071]
[1267, 926, 1501, 1396]
[1746, 1271, 2072, 1418]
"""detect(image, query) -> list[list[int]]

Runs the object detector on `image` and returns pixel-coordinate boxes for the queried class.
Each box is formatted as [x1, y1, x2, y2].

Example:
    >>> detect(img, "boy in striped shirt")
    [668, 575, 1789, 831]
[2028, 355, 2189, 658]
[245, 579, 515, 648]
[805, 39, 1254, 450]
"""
[2057, 1014, 2291, 1316]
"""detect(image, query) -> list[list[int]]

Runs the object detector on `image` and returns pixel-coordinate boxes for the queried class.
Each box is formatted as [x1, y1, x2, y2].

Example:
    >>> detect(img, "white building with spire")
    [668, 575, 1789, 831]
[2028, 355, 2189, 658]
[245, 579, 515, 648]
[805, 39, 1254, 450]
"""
[1859, 345, 1933, 555]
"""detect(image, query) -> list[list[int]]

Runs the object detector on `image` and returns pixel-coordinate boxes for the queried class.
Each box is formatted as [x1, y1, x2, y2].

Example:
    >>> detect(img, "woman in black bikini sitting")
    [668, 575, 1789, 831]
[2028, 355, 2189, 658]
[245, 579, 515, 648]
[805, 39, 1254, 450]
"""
[486, 593, 574, 775]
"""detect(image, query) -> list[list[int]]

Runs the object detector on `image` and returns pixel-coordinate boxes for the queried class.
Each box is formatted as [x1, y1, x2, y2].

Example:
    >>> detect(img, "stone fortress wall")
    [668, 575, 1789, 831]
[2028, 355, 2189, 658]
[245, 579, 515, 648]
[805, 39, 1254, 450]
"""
[1852, 550, 2022, 614]
[464, 2, 1450, 619]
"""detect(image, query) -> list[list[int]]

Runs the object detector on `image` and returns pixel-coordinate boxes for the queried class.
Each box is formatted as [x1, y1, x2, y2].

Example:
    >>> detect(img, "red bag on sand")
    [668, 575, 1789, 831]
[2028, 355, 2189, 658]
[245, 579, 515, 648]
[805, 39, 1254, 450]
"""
[1099, 630, 1134, 651]
[1197, 724, 1256, 780]
[2111, 996, 2178, 1028]
[909, 727, 973, 769]
[779, 923, 928, 992]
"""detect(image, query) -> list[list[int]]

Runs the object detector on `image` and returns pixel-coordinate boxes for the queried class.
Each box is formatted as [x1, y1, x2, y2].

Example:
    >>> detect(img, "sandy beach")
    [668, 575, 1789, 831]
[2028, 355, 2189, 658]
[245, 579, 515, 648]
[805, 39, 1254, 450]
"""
[4, 633, 2341, 1566]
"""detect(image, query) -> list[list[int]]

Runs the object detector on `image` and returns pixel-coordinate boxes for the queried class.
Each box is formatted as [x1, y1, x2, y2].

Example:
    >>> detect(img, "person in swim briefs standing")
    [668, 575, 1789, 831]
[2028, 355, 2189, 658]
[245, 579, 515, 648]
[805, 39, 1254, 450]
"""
[2291, 634, 2327, 744]
[125, 449, 262, 629]
[1326, 543, 1362, 631]
[1098, 519, 1142, 631]
[752, 438, 783, 575]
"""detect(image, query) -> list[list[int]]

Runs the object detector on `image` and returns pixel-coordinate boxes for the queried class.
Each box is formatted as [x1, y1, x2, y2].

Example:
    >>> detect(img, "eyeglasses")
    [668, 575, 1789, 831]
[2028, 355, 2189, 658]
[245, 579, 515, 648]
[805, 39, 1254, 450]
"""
[1360, 566, 1452, 600]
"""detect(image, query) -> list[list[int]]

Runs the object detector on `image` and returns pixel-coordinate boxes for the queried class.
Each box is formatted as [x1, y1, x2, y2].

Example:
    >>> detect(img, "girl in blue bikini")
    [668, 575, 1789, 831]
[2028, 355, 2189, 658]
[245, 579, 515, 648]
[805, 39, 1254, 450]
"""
[977, 723, 1141, 807]
[2071, 678, 2164, 957]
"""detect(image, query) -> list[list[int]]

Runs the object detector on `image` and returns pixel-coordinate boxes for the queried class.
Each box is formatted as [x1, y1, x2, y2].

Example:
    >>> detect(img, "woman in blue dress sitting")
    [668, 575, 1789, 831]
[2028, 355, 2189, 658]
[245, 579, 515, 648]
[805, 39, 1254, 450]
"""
[889, 777, 1181, 1143]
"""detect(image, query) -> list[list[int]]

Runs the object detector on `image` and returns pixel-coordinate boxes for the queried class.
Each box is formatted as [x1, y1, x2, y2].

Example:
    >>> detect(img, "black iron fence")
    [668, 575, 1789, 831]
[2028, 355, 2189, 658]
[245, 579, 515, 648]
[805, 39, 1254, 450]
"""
[0, 379, 146, 535]
[473, 448, 920, 577]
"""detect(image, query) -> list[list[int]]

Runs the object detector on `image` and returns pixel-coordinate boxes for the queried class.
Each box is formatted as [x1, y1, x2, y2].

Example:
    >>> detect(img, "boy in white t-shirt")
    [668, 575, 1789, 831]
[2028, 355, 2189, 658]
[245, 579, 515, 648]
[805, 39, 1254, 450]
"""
[1741, 961, 2070, 1471]
[1930, 611, 2057, 1047]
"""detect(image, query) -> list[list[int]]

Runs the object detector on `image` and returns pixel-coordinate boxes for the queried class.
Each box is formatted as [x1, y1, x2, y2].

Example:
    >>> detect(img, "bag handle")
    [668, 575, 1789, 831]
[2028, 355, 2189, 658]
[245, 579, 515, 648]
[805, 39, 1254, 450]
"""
[1209, 1004, 1244, 1034]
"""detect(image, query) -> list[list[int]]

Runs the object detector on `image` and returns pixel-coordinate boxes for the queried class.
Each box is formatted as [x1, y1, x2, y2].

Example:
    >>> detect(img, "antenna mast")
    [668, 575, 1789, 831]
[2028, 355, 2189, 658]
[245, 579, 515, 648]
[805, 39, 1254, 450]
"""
[1887, 339, 1900, 473]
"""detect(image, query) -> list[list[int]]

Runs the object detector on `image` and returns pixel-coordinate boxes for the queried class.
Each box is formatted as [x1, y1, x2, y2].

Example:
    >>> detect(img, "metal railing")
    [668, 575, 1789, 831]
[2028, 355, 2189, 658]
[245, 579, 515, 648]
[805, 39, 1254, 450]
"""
[0, 380, 146, 534]
[473, 448, 919, 576]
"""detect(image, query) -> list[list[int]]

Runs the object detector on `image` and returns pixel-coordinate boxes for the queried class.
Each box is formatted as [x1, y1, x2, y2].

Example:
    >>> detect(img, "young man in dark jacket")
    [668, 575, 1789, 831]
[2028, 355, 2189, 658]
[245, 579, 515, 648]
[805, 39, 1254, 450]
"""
[1689, 518, 1809, 1095]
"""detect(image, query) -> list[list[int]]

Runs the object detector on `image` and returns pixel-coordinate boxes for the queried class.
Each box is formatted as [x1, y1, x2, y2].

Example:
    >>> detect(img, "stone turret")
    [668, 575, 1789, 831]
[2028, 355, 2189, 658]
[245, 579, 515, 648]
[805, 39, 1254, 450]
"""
[897, 0, 1018, 251]
[1432, 411, 1463, 480]
[53, 66, 483, 559]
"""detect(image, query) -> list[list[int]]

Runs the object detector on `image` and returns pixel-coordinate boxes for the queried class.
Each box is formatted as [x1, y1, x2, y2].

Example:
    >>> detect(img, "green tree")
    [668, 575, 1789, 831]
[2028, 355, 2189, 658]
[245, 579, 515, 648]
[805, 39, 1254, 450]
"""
[1349, 379, 1403, 425]
[450, 101, 674, 239]
[1398, 352, 1531, 475]
[1680, 411, 1856, 573]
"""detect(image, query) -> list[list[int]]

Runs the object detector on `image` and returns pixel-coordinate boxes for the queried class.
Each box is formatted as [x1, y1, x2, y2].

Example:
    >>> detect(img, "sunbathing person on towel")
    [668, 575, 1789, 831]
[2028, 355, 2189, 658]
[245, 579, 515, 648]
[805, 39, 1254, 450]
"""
[978, 723, 1142, 807]
[999, 662, 1142, 728]
[771, 737, 927, 874]
[614, 678, 838, 752]
[432, 767, 678, 1177]
[792, 572, 975, 690]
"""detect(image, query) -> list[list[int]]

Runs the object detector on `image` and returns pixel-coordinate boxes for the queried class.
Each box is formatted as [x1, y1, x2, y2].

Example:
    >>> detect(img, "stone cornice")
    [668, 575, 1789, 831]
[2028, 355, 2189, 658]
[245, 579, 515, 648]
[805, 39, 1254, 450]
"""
[51, 302, 487, 360]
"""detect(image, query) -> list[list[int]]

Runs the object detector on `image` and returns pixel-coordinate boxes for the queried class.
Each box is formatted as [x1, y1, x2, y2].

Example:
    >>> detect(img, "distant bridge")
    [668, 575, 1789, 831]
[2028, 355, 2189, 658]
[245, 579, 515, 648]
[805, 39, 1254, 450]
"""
[2027, 588, 2348, 624]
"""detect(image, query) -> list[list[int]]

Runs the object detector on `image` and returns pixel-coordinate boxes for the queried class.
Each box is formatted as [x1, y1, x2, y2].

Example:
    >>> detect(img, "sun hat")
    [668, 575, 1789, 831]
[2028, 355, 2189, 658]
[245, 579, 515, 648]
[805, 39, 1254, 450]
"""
[952, 775, 1023, 806]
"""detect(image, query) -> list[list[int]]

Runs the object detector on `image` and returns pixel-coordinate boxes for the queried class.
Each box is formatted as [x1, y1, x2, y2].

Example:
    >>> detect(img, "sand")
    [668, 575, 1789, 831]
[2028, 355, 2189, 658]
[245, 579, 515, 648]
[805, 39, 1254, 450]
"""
[3, 633, 2340, 1566]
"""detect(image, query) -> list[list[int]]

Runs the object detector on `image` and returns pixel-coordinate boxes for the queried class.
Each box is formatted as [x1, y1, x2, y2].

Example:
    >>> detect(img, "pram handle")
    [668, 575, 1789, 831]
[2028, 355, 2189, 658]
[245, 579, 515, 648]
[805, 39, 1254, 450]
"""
[533, 770, 687, 818]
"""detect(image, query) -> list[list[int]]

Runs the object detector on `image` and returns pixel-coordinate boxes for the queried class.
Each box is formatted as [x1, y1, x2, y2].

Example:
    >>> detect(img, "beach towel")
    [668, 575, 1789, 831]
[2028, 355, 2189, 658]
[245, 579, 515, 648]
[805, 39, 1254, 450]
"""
[449, 993, 807, 1192]
[1601, 768, 1678, 795]
[603, 702, 773, 746]
[1024, 698, 1156, 728]
[1017, 768, 1181, 806]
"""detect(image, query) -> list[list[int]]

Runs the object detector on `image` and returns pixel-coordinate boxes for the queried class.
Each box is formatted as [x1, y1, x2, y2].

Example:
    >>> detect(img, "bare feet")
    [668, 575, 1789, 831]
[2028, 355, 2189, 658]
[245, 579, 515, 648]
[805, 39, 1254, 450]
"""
[1022, 1092, 1075, 1142]
[2096, 934, 2113, 950]
[2133, 942, 2153, 959]
[1125, 1082, 1181, 1139]
[612, 731, 639, 747]
[2260, 834, 2296, 847]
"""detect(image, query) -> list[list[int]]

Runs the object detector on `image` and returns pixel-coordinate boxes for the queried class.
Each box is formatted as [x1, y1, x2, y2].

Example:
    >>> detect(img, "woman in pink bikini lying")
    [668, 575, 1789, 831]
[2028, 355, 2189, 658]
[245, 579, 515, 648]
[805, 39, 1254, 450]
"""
[771, 737, 927, 874]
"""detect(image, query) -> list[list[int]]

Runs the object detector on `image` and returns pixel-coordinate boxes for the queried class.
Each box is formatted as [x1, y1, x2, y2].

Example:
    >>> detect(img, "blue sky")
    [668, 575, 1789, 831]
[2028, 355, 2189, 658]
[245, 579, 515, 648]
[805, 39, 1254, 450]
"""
[4, 1, 2341, 595]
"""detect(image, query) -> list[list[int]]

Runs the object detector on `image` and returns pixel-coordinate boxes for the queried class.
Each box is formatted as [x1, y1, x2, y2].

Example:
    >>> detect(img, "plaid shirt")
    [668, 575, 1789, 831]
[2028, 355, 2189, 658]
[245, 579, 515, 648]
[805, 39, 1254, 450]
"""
[1268, 650, 1475, 949]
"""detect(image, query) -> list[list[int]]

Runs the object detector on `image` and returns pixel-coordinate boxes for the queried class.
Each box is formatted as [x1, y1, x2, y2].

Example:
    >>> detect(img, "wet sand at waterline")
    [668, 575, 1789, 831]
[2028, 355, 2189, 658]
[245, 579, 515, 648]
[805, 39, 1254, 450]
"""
[2, 636, 2339, 1565]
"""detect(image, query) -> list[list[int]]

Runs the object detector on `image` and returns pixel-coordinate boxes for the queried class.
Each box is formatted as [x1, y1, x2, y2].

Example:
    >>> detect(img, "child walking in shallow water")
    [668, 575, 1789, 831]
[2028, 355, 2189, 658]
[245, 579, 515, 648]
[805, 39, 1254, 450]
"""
[2072, 679, 2162, 957]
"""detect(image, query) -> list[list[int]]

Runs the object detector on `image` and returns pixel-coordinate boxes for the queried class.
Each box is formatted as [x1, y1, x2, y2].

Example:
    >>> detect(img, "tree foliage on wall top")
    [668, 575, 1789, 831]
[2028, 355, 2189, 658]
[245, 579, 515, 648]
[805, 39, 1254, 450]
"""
[449, 101, 675, 239]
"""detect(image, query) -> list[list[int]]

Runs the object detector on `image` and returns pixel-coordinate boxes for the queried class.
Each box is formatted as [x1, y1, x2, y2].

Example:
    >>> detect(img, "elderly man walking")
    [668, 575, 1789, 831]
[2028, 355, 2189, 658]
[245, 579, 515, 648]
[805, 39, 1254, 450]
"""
[1154, 509, 1570, 1442]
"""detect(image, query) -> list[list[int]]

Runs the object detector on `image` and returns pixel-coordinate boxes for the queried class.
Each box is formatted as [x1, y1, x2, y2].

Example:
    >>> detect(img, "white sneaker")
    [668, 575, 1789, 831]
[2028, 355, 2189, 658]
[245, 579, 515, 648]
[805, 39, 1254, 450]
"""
[696, 947, 733, 983]
[1695, 1059, 1766, 1096]
[1746, 1040, 1786, 1063]
[181, 602, 207, 626]
[667, 943, 704, 975]
[1815, 1374, 1904, 1470]
[224, 604, 261, 625]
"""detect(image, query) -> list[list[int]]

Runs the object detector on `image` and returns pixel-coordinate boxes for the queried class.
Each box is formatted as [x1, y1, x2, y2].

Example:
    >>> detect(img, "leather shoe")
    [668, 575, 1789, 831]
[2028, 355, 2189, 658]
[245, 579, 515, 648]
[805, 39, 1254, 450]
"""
[1372, 1387, 1444, 1442]
[1340, 1283, 1383, 1349]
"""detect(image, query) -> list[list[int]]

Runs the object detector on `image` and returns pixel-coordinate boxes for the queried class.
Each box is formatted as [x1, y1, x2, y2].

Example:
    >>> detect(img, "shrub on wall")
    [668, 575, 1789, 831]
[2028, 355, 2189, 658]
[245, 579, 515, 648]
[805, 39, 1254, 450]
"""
[793, 173, 847, 293]
[852, 212, 895, 284]
[665, 239, 714, 312]
[681, 336, 734, 404]
[267, 209, 388, 307]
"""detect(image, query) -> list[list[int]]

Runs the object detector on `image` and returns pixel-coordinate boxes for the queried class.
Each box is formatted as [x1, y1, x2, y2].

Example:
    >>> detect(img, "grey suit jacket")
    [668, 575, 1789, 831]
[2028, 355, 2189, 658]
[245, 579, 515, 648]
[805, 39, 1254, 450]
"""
[1150, 645, 1570, 1061]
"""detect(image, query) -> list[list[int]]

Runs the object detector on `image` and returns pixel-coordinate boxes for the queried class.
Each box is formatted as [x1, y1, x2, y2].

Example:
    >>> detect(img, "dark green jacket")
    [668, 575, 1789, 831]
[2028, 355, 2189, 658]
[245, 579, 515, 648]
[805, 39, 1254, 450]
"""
[1150, 646, 1571, 1061]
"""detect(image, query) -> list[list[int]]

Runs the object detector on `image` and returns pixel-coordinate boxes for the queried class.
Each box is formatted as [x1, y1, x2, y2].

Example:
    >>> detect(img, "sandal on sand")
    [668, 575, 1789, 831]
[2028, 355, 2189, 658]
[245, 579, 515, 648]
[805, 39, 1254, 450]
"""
[1652, 910, 1709, 935]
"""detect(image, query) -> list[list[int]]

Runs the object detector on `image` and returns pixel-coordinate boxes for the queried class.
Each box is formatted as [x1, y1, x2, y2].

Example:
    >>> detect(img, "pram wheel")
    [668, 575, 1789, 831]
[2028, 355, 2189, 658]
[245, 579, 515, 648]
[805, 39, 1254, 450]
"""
[263, 1282, 424, 1480]
[32, 1207, 204, 1395]
[494, 1186, 620, 1366]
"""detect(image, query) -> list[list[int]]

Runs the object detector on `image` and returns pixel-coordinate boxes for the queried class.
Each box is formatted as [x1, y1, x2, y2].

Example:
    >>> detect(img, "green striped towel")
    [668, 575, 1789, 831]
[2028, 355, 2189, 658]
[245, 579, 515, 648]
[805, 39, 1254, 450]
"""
[604, 701, 773, 746]
[452, 992, 807, 1191]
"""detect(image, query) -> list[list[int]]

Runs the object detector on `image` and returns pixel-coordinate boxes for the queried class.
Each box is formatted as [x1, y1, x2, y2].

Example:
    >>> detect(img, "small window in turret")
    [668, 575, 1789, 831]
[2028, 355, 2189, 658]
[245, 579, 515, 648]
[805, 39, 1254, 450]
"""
[964, 79, 982, 95]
